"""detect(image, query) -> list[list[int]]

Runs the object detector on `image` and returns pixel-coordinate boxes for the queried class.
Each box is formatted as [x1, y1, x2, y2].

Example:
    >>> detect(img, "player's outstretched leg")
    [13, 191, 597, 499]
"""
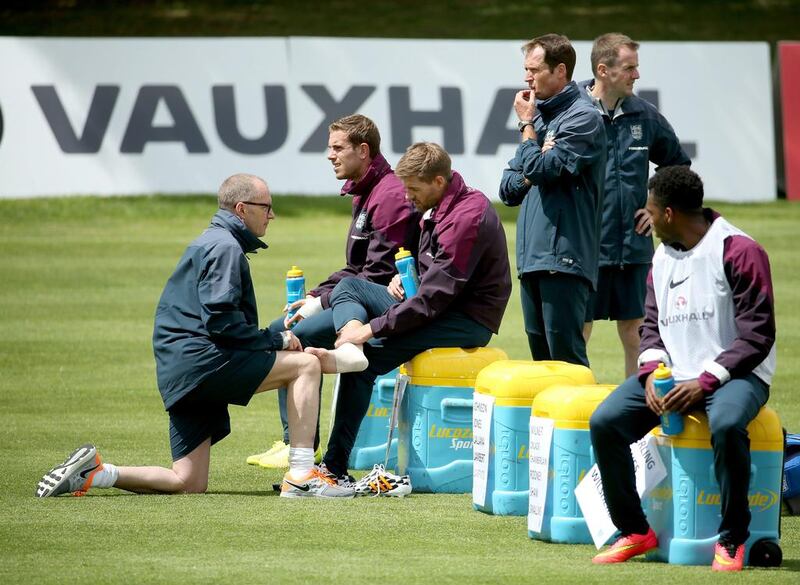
[36, 443, 115, 498]
[304, 344, 368, 374]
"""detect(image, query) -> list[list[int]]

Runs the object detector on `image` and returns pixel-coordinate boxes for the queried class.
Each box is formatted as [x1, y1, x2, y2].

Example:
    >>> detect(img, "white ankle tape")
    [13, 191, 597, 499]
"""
[92, 463, 119, 488]
[332, 343, 369, 373]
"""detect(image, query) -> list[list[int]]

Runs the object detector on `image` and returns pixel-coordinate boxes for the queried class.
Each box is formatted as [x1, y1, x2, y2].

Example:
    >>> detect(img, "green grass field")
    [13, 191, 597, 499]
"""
[1, 195, 799, 584]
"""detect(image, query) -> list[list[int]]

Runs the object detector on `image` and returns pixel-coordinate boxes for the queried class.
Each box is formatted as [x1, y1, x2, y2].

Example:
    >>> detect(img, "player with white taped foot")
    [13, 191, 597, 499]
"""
[246, 114, 420, 470]
[309, 142, 512, 487]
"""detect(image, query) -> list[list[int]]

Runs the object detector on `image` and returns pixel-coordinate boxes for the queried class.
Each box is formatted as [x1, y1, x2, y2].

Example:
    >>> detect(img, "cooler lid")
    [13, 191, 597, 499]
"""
[531, 384, 617, 427]
[474, 360, 596, 406]
[403, 347, 508, 387]
[655, 406, 783, 451]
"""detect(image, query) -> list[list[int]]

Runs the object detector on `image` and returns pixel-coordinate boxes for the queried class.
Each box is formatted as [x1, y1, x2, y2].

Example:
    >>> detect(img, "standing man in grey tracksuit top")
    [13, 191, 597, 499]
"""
[580, 33, 691, 378]
[500, 33, 606, 367]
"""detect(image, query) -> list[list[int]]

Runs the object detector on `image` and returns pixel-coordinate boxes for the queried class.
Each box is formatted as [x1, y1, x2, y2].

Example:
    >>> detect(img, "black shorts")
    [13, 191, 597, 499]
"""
[167, 350, 276, 461]
[585, 263, 650, 322]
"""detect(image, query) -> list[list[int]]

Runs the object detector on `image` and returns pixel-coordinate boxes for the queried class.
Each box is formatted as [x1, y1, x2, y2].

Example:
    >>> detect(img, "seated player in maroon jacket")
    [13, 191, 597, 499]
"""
[247, 114, 420, 469]
[306, 142, 512, 495]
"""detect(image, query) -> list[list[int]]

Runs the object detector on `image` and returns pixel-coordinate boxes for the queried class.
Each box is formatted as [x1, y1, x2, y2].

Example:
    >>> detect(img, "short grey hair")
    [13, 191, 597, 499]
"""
[395, 142, 452, 182]
[217, 173, 268, 211]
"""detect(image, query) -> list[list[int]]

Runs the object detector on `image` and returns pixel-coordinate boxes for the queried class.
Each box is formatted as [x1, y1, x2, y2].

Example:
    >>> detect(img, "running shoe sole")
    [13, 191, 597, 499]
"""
[35, 444, 99, 498]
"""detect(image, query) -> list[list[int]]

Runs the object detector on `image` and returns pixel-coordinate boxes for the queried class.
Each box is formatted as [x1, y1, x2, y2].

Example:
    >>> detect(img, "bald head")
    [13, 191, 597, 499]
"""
[218, 173, 268, 211]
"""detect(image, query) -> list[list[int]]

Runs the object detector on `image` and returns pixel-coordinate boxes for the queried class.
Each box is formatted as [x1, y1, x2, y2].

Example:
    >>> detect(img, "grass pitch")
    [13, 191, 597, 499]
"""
[1, 195, 798, 584]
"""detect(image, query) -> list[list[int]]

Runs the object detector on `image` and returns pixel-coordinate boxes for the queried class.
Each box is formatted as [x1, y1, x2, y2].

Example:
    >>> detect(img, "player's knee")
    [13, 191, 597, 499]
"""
[179, 476, 208, 494]
[618, 320, 642, 344]
[297, 352, 321, 379]
[329, 276, 361, 304]
[710, 415, 747, 449]
[589, 403, 618, 441]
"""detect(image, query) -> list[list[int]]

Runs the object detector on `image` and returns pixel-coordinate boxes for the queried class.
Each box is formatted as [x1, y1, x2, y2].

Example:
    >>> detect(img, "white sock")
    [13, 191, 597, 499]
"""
[288, 448, 314, 479]
[91, 463, 119, 488]
[331, 343, 369, 373]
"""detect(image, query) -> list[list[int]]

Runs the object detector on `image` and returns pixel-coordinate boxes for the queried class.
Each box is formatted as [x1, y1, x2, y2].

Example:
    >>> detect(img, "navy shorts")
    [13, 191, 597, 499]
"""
[167, 350, 276, 461]
[586, 263, 650, 322]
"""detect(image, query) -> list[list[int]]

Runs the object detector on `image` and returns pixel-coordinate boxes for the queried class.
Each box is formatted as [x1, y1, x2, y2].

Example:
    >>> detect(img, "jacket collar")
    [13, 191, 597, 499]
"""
[429, 171, 467, 223]
[537, 80, 581, 117]
[341, 153, 392, 197]
[578, 78, 646, 119]
[211, 209, 268, 254]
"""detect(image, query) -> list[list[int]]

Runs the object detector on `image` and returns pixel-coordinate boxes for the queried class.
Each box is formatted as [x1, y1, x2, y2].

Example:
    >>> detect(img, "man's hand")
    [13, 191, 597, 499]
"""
[282, 331, 303, 351]
[541, 137, 556, 153]
[644, 372, 663, 415]
[284, 295, 324, 329]
[284, 298, 307, 328]
[335, 323, 373, 347]
[663, 379, 704, 414]
[634, 208, 654, 237]
[514, 89, 536, 123]
[387, 274, 405, 301]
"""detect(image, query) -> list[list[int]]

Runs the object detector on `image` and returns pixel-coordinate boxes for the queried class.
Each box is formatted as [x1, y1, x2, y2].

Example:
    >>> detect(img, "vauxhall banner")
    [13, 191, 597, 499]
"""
[0, 37, 777, 200]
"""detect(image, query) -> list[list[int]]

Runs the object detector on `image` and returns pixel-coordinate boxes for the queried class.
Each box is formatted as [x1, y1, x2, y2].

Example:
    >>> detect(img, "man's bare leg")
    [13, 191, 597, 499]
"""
[37, 351, 322, 496]
[617, 318, 642, 378]
[115, 438, 212, 494]
[583, 321, 593, 344]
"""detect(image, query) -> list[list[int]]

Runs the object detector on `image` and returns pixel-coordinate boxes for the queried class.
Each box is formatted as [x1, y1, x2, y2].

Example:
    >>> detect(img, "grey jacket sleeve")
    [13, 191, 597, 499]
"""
[198, 246, 283, 351]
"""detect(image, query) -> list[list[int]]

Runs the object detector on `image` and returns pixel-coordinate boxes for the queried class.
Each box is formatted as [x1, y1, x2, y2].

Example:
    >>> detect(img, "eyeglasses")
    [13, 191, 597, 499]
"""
[242, 201, 273, 214]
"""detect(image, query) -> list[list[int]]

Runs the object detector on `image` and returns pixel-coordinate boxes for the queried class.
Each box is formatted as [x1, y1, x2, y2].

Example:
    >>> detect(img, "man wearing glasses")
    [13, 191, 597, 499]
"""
[35, 173, 354, 499]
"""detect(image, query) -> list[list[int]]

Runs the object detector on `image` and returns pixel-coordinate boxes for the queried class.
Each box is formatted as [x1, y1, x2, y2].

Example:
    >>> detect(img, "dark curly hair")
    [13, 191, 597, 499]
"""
[648, 166, 704, 212]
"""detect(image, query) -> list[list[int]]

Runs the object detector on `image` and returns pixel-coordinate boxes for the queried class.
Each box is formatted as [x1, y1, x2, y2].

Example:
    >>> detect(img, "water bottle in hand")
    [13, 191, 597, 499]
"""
[653, 363, 683, 435]
[285, 266, 305, 326]
[394, 248, 420, 298]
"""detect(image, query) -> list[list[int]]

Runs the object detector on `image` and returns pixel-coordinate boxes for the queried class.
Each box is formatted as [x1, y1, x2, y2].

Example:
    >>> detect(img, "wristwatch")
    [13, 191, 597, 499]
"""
[517, 119, 534, 133]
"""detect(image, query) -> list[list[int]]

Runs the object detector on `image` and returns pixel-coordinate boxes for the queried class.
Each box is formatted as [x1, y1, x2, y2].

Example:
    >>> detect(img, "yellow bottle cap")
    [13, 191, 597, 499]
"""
[286, 265, 303, 278]
[654, 362, 672, 380]
[395, 247, 412, 260]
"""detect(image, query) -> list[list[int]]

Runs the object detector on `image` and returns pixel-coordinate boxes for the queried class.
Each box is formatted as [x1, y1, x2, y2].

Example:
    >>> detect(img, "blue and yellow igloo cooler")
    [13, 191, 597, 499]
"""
[528, 384, 617, 543]
[645, 407, 783, 566]
[397, 347, 507, 493]
[472, 361, 595, 515]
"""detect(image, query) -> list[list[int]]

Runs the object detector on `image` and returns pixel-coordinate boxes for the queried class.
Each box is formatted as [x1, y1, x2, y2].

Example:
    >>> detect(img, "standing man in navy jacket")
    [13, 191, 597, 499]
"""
[500, 33, 606, 368]
[247, 114, 420, 469]
[580, 33, 691, 377]
[307, 142, 512, 485]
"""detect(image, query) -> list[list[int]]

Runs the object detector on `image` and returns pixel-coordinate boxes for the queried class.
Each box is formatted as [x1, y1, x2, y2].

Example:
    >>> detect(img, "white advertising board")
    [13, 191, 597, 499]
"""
[0, 37, 776, 200]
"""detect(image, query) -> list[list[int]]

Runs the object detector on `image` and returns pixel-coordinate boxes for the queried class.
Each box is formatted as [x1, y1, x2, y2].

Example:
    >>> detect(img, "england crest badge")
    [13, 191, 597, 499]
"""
[355, 210, 368, 231]
[630, 124, 643, 141]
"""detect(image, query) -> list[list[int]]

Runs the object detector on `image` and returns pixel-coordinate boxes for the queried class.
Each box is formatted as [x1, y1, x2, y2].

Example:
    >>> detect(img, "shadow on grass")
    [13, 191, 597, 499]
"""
[208, 490, 279, 497]
[777, 558, 800, 572]
[77, 490, 276, 497]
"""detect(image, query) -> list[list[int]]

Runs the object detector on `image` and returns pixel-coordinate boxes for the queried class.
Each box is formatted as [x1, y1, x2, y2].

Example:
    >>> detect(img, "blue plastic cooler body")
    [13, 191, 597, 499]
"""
[528, 428, 594, 543]
[474, 404, 530, 515]
[646, 445, 782, 565]
[397, 383, 474, 493]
